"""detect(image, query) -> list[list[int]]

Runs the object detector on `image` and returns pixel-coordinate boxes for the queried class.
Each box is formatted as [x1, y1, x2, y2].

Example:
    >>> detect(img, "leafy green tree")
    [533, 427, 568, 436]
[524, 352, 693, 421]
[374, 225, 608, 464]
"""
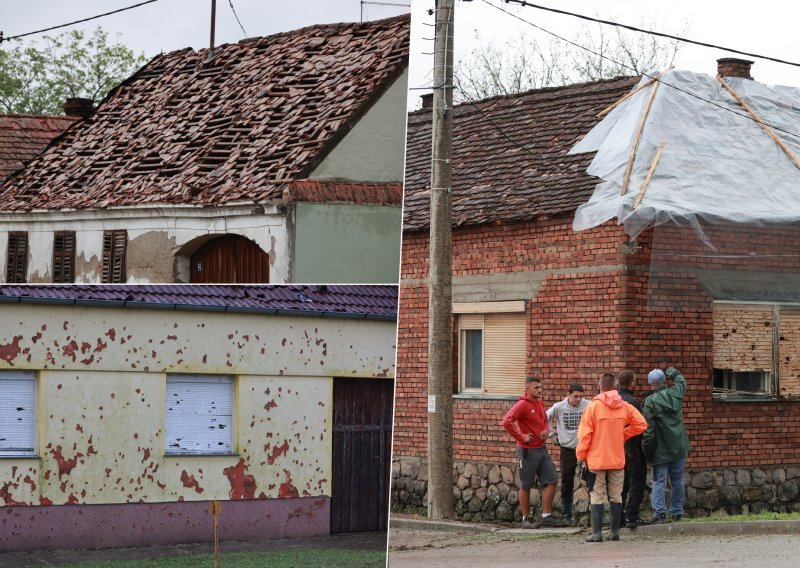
[0, 27, 146, 115]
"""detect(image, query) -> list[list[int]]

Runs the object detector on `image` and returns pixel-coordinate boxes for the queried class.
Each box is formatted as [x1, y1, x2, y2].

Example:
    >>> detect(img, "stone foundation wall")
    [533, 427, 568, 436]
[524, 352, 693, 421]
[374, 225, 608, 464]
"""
[391, 456, 800, 523]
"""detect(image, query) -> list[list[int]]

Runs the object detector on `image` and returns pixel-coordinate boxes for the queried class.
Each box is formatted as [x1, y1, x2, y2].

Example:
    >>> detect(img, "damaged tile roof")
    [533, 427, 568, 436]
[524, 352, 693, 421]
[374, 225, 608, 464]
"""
[0, 114, 75, 181]
[0, 14, 410, 211]
[0, 285, 398, 319]
[282, 179, 403, 205]
[402, 76, 640, 232]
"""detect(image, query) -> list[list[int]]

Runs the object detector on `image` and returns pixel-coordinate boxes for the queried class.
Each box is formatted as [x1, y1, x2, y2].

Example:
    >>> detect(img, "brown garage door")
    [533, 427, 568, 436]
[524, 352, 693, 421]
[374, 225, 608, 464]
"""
[190, 235, 269, 283]
[331, 378, 394, 533]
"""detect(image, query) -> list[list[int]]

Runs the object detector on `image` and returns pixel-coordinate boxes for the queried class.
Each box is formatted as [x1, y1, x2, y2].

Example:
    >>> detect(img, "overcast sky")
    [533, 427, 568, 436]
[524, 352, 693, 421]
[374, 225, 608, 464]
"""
[0, 0, 410, 56]
[408, 0, 800, 110]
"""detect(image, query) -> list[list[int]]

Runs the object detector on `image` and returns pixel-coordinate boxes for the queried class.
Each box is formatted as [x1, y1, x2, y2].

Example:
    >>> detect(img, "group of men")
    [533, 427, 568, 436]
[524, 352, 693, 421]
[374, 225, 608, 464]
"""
[501, 367, 690, 542]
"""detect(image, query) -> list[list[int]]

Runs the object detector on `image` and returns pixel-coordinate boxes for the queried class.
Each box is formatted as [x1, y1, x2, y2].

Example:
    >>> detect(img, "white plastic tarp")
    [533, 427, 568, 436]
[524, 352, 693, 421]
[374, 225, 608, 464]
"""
[569, 69, 800, 238]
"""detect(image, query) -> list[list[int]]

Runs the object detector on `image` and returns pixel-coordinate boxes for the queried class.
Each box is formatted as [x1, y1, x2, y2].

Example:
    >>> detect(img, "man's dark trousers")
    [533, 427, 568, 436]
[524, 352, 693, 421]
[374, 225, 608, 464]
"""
[560, 446, 578, 507]
[621, 442, 647, 523]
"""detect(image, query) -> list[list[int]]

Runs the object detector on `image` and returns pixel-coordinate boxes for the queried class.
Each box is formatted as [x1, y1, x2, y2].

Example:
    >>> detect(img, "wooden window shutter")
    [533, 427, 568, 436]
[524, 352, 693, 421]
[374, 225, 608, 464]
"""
[102, 230, 127, 283]
[5, 232, 28, 283]
[52, 231, 76, 283]
[713, 304, 773, 372]
[483, 313, 526, 395]
[778, 310, 800, 398]
[0, 371, 37, 457]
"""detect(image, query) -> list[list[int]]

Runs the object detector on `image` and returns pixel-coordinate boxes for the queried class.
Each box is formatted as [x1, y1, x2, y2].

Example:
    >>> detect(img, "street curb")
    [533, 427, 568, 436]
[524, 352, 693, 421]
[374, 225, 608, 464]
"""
[389, 517, 580, 535]
[391, 517, 800, 537]
[627, 519, 800, 536]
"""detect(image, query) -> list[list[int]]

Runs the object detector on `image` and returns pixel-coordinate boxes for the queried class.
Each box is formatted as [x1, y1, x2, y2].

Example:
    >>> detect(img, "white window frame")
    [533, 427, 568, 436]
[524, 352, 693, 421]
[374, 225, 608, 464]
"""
[165, 374, 234, 456]
[0, 371, 37, 457]
[459, 319, 484, 393]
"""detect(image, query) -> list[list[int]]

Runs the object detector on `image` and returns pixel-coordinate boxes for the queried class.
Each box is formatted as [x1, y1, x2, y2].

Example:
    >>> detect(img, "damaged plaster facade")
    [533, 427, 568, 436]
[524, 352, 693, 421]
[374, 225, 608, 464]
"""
[0, 16, 409, 284]
[0, 293, 396, 551]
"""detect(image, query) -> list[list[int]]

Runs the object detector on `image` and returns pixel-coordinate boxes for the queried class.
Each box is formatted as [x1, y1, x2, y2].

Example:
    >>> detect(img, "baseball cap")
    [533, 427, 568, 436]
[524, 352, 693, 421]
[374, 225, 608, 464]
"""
[647, 369, 666, 385]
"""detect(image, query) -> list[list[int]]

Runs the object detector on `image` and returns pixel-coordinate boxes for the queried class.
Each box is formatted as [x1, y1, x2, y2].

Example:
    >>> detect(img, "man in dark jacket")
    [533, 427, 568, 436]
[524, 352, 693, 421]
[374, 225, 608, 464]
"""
[617, 370, 647, 528]
[642, 367, 691, 523]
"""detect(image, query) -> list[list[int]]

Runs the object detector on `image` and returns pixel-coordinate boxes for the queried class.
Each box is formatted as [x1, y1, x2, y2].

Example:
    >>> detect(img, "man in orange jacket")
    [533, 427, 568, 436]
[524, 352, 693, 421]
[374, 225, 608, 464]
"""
[577, 372, 648, 542]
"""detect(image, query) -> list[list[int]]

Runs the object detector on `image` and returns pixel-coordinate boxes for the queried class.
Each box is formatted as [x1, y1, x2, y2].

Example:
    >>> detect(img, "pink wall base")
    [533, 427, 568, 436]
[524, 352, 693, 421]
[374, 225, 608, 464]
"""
[1, 497, 330, 552]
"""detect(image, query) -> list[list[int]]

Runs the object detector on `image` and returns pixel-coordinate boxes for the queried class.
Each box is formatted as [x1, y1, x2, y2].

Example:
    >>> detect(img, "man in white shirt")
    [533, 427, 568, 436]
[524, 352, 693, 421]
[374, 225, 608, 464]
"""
[547, 383, 590, 525]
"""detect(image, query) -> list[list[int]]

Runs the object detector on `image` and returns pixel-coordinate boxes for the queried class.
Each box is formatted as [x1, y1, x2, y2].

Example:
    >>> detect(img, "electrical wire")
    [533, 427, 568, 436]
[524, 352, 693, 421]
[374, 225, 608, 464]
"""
[501, 0, 800, 69]
[0, 0, 161, 43]
[228, 0, 247, 39]
[479, 0, 800, 141]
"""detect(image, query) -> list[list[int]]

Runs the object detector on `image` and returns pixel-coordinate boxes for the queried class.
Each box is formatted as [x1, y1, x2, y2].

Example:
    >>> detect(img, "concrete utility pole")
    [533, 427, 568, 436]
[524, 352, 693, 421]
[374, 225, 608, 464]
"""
[427, 0, 455, 520]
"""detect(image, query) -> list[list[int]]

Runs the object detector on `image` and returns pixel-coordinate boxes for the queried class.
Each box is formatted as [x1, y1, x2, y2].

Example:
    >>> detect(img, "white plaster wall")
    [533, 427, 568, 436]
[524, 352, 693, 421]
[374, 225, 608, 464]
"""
[309, 69, 409, 183]
[0, 205, 291, 284]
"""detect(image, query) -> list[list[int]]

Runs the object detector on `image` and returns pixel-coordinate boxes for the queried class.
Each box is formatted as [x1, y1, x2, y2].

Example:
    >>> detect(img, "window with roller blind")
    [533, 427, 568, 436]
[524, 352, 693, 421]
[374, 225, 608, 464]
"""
[713, 303, 800, 399]
[165, 375, 234, 455]
[102, 230, 127, 284]
[456, 301, 527, 395]
[0, 371, 37, 457]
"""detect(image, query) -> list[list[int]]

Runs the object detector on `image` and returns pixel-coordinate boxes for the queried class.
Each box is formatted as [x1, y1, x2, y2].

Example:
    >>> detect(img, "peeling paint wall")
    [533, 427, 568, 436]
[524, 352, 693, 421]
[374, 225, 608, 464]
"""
[0, 305, 395, 508]
[0, 205, 290, 284]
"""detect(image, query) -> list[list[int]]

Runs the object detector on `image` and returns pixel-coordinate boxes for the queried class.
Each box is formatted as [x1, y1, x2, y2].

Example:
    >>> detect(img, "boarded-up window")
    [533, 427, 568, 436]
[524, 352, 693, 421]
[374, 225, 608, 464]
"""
[102, 230, 127, 283]
[778, 310, 800, 398]
[5, 232, 28, 283]
[52, 232, 76, 283]
[0, 371, 37, 457]
[713, 304, 773, 397]
[165, 375, 233, 455]
[458, 307, 526, 395]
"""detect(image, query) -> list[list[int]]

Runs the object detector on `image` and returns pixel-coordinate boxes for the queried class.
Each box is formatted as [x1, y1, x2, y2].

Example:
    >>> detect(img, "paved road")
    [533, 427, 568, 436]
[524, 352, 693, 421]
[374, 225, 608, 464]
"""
[388, 528, 800, 568]
[0, 531, 388, 567]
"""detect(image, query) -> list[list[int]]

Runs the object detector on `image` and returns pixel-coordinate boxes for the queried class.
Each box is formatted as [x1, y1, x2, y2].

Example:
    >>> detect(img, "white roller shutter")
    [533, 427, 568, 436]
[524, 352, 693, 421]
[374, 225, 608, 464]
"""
[0, 371, 37, 456]
[166, 375, 233, 455]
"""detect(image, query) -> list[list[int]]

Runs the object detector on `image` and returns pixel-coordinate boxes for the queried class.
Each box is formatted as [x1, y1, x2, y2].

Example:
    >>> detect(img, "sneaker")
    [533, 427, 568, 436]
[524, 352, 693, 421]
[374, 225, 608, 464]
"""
[521, 516, 537, 529]
[650, 514, 667, 524]
[625, 517, 645, 529]
[534, 515, 568, 528]
[669, 514, 683, 522]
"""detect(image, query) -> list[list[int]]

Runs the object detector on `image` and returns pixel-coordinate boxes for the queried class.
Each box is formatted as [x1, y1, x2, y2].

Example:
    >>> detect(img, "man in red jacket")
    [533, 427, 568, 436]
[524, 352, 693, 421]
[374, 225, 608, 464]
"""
[502, 376, 567, 528]
[577, 372, 647, 542]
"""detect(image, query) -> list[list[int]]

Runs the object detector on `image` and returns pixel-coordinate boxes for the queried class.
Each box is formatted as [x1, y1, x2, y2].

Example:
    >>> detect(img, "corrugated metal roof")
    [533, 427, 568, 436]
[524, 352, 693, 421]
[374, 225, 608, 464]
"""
[0, 285, 397, 319]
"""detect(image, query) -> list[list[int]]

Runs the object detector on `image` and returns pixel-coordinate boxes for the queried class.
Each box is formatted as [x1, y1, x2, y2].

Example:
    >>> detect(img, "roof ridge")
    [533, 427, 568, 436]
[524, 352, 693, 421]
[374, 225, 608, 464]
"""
[0, 113, 76, 121]
[410, 75, 638, 116]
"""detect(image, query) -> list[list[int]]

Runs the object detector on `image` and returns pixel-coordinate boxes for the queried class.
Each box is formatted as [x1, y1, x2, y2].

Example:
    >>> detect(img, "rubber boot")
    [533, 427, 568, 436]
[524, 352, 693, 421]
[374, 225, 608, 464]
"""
[585, 504, 604, 542]
[605, 502, 623, 541]
[562, 501, 574, 525]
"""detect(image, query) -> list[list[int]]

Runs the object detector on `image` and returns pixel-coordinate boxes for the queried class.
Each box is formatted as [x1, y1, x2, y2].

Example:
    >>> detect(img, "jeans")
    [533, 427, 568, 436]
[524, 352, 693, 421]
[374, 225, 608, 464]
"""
[622, 442, 647, 521]
[651, 457, 686, 516]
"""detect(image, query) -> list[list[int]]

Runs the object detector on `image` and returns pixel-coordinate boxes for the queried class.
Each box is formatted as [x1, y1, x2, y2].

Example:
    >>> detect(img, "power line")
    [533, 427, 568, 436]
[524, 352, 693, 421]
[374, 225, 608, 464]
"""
[0, 0, 162, 43]
[501, 0, 800, 68]
[480, 0, 800, 141]
[228, 0, 247, 39]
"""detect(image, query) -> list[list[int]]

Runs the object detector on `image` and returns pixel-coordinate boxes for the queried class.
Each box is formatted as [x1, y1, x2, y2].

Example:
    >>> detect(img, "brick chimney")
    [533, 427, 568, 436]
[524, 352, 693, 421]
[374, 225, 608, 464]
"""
[421, 93, 433, 110]
[717, 58, 754, 80]
[63, 97, 94, 118]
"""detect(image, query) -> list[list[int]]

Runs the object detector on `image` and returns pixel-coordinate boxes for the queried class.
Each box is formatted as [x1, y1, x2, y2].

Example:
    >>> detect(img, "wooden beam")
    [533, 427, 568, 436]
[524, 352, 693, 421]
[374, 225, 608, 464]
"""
[621, 81, 661, 195]
[597, 68, 670, 118]
[633, 142, 665, 209]
[717, 75, 800, 171]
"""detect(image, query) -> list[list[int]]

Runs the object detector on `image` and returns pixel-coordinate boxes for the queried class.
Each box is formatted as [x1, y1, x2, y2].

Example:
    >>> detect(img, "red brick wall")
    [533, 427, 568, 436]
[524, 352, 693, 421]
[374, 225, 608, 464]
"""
[394, 217, 800, 469]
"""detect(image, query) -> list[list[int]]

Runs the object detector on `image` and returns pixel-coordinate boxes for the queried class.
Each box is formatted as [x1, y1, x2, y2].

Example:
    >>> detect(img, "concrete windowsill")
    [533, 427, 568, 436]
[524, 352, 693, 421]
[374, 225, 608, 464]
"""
[453, 393, 518, 401]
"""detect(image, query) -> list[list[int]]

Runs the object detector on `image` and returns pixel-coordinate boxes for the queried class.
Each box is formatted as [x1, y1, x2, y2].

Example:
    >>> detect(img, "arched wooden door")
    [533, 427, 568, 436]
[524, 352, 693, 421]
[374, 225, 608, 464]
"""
[190, 235, 269, 283]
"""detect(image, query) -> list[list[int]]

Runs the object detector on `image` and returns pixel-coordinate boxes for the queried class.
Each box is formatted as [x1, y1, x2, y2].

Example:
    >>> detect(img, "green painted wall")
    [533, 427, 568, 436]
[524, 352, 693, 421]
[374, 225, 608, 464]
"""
[293, 203, 401, 283]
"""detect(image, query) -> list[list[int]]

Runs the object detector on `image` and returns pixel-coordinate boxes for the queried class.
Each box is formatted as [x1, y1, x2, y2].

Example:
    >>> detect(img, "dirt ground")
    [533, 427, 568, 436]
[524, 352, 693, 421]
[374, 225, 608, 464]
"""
[388, 528, 800, 568]
[0, 531, 388, 567]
